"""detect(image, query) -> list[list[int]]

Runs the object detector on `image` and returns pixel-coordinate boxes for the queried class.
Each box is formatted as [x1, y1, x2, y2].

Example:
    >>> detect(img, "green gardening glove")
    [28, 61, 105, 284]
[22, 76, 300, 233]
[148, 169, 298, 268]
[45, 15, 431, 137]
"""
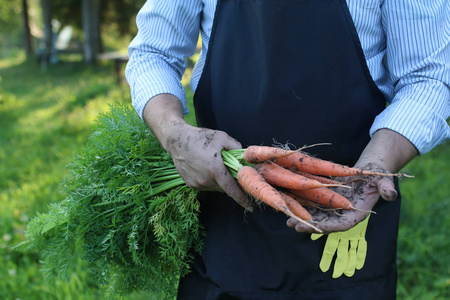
[311, 215, 370, 278]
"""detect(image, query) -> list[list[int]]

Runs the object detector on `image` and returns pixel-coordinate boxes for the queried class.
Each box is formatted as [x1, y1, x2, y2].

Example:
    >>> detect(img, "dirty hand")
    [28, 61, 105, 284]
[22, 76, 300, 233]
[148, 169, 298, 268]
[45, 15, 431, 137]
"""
[286, 163, 396, 233]
[287, 128, 417, 233]
[143, 94, 253, 212]
[167, 122, 253, 211]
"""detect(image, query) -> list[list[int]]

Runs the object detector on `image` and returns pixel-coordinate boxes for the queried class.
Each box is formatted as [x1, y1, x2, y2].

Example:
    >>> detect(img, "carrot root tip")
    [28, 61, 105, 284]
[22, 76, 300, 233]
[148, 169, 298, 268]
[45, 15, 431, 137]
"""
[297, 142, 332, 152]
[283, 207, 323, 233]
[324, 183, 351, 189]
[352, 207, 377, 214]
[333, 210, 345, 217]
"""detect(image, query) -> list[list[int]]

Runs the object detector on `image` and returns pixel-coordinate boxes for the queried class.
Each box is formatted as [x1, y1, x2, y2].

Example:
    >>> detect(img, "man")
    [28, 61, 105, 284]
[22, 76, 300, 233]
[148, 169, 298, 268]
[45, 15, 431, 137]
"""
[126, 1, 449, 298]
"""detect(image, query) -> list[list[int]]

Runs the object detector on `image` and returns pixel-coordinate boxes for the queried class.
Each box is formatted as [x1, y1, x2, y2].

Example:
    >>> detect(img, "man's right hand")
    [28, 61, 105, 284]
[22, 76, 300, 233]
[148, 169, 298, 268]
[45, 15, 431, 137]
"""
[143, 94, 253, 212]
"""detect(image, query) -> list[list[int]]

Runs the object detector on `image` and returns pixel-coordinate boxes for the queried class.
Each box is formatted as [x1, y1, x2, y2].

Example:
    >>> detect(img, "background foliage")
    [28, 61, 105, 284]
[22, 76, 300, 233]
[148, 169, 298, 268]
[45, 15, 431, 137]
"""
[0, 0, 146, 57]
[0, 1, 449, 298]
[49, 0, 146, 38]
[1, 49, 448, 299]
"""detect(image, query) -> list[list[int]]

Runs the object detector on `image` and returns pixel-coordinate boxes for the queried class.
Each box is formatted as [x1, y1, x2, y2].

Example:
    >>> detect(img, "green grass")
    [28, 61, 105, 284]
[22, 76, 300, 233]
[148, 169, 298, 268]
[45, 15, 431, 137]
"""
[0, 51, 449, 299]
[0, 52, 149, 299]
[397, 142, 450, 299]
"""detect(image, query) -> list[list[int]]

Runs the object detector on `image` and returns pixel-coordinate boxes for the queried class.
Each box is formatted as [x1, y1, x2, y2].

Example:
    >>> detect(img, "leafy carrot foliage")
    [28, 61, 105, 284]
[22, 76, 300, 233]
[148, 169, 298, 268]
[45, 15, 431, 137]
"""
[16, 103, 204, 298]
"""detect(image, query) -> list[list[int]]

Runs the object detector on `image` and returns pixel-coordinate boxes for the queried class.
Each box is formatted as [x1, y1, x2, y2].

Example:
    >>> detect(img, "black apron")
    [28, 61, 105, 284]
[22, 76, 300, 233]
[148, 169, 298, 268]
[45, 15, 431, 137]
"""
[179, 0, 401, 299]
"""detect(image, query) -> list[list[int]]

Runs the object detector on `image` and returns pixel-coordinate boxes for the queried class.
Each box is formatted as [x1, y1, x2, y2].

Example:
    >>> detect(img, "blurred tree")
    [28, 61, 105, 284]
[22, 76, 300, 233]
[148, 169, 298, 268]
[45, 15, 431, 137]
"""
[103, 0, 146, 36]
[22, 0, 34, 56]
[0, 0, 146, 60]
[40, 0, 52, 63]
[0, 0, 22, 34]
[51, 0, 81, 26]
[81, 0, 100, 64]
[49, 0, 145, 63]
[0, 0, 33, 56]
[49, 0, 145, 37]
[0, 0, 22, 55]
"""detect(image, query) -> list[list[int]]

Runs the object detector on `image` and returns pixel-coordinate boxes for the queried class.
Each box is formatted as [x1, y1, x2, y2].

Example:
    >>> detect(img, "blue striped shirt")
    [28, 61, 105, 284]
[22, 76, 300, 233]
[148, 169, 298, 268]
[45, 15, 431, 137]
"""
[125, 0, 450, 155]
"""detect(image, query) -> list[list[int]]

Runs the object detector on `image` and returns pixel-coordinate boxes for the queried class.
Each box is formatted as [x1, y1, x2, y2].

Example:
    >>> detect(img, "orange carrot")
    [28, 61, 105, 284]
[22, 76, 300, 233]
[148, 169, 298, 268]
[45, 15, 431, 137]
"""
[242, 143, 331, 164]
[290, 188, 355, 210]
[282, 190, 319, 207]
[255, 161, 350, 190]
[276, 152, 412, 178]
[283, 190, 343, 212]
[237, 166, 322, 232]
[279, 191, 313, 221]
[243, 145, 297, 164]
[291, 170, 344, 185]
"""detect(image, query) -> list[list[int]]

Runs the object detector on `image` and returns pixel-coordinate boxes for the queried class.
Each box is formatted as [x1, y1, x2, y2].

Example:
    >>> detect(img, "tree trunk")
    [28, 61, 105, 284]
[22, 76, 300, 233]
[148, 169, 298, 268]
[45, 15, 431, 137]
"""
[82, 0, 101, 64]
[40, 0, 52, 64]
[22, 0, 34, 57]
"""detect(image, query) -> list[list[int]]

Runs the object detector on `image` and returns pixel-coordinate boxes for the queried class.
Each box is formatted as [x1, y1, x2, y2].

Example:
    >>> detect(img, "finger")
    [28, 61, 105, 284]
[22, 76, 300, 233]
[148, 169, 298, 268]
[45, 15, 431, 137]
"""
[296, 213, 366, 234]
[216, 166, 254, 212]
[294, 223, 318, 233]
[311, 233, 324, 241]
[344, 239, 357, 277]
[224, 184, 254, 212]
[333, 240, 348, 278]
[286, 218, 298, 228]
[320, 233, 341, 273]
[356, 239, 368, 270]
[360, 215, 370, 235]
[220, 132, 243, 151]
[323, 233, 341, 255]
[378, 177, 397, 201]
[214, 134, 251, 210]
[319, 253, 334, 273]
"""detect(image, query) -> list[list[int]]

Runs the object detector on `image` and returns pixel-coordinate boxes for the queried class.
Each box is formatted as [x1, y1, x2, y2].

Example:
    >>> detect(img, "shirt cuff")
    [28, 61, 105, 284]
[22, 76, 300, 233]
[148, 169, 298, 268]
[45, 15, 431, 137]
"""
[130, 68, 189, 119]
[370, 96, 450, 155]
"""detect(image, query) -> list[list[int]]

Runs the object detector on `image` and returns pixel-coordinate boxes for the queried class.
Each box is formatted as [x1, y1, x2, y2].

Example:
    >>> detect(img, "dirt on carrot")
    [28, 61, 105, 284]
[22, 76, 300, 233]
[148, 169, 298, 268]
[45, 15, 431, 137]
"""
[237, 166, 322, 232]
[279, 191, 313, 221]
[290, 187, 355, 210]
[243, 145, 297, 164]
[256, 161, 350, 190]
[290, 170, 344, 185]
[276, 152, 413, 178]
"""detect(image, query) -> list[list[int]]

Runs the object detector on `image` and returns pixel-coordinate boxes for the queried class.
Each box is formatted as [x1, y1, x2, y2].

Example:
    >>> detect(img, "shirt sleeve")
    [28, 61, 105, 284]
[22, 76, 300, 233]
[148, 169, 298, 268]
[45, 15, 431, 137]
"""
[125, 0, 203, 119]
[371, 1, 450, 155]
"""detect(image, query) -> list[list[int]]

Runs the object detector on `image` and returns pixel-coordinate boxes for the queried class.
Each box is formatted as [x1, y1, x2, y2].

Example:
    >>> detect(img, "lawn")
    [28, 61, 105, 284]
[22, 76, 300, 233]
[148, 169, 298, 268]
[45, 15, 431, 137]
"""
[0, 52, 149, 299]
[0, 51, 448, 299]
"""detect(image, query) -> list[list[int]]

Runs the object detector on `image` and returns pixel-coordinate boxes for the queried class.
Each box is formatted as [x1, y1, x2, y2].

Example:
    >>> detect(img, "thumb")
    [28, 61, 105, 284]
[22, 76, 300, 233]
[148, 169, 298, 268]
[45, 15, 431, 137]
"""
[311, 233, 324, 241]
[378, 177, 397, 201]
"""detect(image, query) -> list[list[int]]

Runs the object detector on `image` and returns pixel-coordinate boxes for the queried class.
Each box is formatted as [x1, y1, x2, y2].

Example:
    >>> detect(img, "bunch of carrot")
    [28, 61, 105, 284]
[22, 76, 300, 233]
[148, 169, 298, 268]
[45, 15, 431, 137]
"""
[225, 145, 412, 233]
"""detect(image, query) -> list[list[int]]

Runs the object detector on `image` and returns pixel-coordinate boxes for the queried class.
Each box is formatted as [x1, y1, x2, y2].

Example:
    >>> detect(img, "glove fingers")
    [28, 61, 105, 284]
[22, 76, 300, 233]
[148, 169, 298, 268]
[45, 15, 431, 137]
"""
[356, 239, 368, 270]
[319, 233, 341, 272]
[311, 233, 324, 241]
[314, 216, 371, 279]
[319, 253, 334, 273]
[356, 216, 370, 270]
[323, 235, 340, 255]
[344, 239, 358, 277]
[360, 216, 370, 236]
[332, 239, 348, 278]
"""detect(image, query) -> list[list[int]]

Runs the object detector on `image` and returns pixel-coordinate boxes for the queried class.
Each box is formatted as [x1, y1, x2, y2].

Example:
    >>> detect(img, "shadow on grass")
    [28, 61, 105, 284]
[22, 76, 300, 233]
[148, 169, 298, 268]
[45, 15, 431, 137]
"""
[0, 54, 135, 299]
